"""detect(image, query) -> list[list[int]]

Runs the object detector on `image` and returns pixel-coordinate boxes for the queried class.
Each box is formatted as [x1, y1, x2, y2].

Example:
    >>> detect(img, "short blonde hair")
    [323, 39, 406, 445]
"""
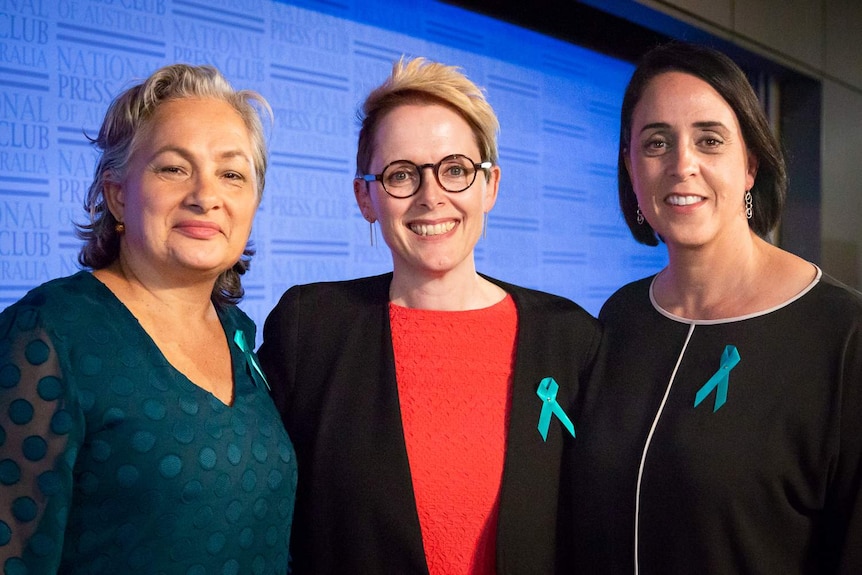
[355, 57, 499, 177]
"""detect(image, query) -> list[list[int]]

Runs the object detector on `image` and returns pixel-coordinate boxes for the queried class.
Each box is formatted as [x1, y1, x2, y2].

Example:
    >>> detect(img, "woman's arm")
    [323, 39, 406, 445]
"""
[0, 304, 79, 572]
[831, 323, 862, 574]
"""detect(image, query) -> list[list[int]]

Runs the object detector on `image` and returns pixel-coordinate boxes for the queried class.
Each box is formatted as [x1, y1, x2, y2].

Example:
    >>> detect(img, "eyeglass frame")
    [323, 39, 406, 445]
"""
[359, 154, 493, 199]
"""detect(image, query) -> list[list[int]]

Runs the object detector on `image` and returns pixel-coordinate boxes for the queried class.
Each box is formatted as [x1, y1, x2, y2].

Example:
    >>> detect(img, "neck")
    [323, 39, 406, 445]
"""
[95, 256, 218, 322]
[655, 230, 766, 319]
[389, 263, 503, 311]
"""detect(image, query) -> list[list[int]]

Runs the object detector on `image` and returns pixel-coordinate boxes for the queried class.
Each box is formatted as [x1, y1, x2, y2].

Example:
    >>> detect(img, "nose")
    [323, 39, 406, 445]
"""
[667, 142, 698, 180]
[415, 164, 445, 206]
[186, 174, 221, 212]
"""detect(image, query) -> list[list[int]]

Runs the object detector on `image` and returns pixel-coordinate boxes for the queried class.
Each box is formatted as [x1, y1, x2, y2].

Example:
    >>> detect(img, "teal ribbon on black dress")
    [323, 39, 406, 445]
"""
[233, 330, 270, 391]
[536, 377, 575, 441]
[693, 345, 740, 412]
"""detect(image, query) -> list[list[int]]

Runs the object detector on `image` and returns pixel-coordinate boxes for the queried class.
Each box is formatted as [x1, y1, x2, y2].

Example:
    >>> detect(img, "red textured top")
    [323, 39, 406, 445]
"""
[390, 295, 518, 575]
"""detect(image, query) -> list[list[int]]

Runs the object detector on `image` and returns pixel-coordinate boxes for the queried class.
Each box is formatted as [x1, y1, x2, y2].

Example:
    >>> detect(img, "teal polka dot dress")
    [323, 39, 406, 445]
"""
[0, 272, 296, 574]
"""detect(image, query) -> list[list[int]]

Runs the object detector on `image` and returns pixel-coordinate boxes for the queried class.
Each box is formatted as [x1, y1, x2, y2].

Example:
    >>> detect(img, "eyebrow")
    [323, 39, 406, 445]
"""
[639, 120, 729, 133]
[152, 145, 252, 162]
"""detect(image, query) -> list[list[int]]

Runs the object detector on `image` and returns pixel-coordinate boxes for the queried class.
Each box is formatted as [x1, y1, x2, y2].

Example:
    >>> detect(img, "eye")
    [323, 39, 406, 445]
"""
[154, 165, 188, 178]
[439, 157, 473, 179]
[642, 137, 669, 156]
[383, 163, 418, 187]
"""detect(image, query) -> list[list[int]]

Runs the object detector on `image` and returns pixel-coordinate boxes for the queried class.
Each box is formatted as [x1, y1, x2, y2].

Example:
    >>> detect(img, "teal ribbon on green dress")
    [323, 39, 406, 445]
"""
[536, 377, 575, 441]
[694, 345, 740, 412]
[233, 330, 270, 391]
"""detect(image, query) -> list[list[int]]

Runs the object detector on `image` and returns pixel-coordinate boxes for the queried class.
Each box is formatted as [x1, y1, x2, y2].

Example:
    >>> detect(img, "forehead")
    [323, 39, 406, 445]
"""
[146, 98, 245, 135]
[371, 103, 478, 160]
[634, 71, 738, 125]
[131, 98, 254, 164]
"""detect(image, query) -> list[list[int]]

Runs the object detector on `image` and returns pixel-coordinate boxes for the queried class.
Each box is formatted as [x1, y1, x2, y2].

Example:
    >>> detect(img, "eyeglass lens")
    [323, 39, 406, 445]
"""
[381, 155, 478, 197]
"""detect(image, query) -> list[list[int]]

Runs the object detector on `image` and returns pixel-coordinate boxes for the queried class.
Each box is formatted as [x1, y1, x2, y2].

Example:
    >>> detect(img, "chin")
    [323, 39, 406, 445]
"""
[175, 256, 233, 273]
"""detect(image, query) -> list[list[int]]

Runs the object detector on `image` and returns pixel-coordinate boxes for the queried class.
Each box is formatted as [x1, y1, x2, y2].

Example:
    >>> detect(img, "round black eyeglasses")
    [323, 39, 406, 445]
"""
[360, 154, 492, 199]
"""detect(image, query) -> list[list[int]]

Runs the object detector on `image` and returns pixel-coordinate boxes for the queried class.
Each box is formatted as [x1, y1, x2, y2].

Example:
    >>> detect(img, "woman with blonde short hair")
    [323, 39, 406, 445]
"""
[260, 57, 600, 574]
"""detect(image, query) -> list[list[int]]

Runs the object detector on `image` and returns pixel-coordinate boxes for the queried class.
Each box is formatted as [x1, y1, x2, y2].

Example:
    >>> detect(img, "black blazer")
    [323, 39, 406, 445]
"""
[258, 273, 600, 574]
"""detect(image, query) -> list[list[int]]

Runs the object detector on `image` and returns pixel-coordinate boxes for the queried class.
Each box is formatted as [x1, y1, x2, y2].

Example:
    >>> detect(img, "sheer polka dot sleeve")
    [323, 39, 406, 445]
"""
[0, 304, 81, 572]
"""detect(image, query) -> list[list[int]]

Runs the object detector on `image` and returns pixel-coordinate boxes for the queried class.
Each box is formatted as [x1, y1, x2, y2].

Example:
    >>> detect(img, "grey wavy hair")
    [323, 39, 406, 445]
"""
[76, 63, 272, 306]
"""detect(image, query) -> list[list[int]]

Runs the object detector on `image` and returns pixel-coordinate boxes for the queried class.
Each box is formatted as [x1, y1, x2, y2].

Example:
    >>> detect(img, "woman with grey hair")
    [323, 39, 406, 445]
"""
[0, 64, 296, 573]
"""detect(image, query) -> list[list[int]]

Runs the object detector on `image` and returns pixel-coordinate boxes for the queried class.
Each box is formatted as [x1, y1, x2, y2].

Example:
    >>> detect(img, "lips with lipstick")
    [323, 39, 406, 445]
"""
[176, 220, 222, 239]
[409, 221, 456, 236]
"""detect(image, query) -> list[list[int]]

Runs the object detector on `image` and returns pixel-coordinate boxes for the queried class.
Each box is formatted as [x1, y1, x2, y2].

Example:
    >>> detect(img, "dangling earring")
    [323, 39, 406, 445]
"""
[369, 220, 378, 247]
[115, 222, 125, 234]
[482, 212, 488, 240]
[636, 207, 644, 225]
[744, 191, 753, 220]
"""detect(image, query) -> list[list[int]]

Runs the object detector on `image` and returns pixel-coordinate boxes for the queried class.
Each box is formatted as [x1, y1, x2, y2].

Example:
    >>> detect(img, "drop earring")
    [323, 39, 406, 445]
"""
[636, 207, 644, 225]
[744, 191, 753, 220]
[369, 220, 378, 247]
[482, 212, 488, 240]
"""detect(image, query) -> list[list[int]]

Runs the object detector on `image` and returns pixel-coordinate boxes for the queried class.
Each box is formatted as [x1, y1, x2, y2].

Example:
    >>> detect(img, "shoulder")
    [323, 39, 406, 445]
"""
[598, 275, 654, 322]
[276, 273, 391, 307]
[815, 273, 862, 308]
[484, 275, 597, 320]
[13, 271, 94, 303]
[801, 273, 862, 328]
[0, 272, 96, 328]
[219, 304, 255, 337]
[482, 277, 601, 378]
[264, 274, 392, 333]
[0, 273, 109, 375]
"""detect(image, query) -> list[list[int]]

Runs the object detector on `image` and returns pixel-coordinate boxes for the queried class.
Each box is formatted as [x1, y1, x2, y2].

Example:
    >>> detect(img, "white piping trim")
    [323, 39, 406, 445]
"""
[649, 265, 822, 325]
[633, 322, 696, 575]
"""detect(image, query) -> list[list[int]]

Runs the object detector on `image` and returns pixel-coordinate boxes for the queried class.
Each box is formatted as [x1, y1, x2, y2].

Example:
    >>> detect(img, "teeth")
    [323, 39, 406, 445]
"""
[410, 221, 456, 236]
[666, 195, 702, 206]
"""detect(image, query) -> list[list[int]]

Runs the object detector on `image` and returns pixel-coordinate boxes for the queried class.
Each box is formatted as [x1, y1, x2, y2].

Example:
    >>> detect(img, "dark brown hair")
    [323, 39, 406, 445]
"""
[619, 42, 787, 246]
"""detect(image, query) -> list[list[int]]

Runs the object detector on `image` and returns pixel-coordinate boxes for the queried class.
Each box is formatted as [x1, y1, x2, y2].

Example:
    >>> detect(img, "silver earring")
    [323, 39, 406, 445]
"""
[636, 207, 644, 225]
[745, 191, 753, 220]
[369, 221, 378, 247]
[482, 212, 488, 240]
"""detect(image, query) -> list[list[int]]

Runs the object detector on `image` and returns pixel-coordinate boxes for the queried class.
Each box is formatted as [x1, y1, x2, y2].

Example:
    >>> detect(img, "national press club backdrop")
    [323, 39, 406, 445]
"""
[0, 0, 666, 343]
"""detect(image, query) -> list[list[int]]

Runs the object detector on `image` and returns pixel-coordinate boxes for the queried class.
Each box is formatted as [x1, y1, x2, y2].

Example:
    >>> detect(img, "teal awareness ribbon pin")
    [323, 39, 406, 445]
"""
[233, 330, 270, 391]
[536, 377, 575, 441]
[693, 345, 740, 412]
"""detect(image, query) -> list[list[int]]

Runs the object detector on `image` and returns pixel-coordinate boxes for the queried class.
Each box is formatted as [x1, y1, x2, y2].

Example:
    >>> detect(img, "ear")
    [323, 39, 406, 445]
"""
[482, 165, 501, 212]
[353, 177, 376, 222]
[745, 152, 759, 192]
[102, 170, 125, 222]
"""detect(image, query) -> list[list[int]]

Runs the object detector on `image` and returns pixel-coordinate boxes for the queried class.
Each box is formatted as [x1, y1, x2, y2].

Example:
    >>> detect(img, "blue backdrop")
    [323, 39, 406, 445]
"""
[0, 0, 667, 341]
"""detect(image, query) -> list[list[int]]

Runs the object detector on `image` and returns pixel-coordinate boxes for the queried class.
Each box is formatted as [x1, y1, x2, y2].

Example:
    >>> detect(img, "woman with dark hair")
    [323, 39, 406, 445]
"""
[0, 64, 296, 573]
[566, 42, 862, 573]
